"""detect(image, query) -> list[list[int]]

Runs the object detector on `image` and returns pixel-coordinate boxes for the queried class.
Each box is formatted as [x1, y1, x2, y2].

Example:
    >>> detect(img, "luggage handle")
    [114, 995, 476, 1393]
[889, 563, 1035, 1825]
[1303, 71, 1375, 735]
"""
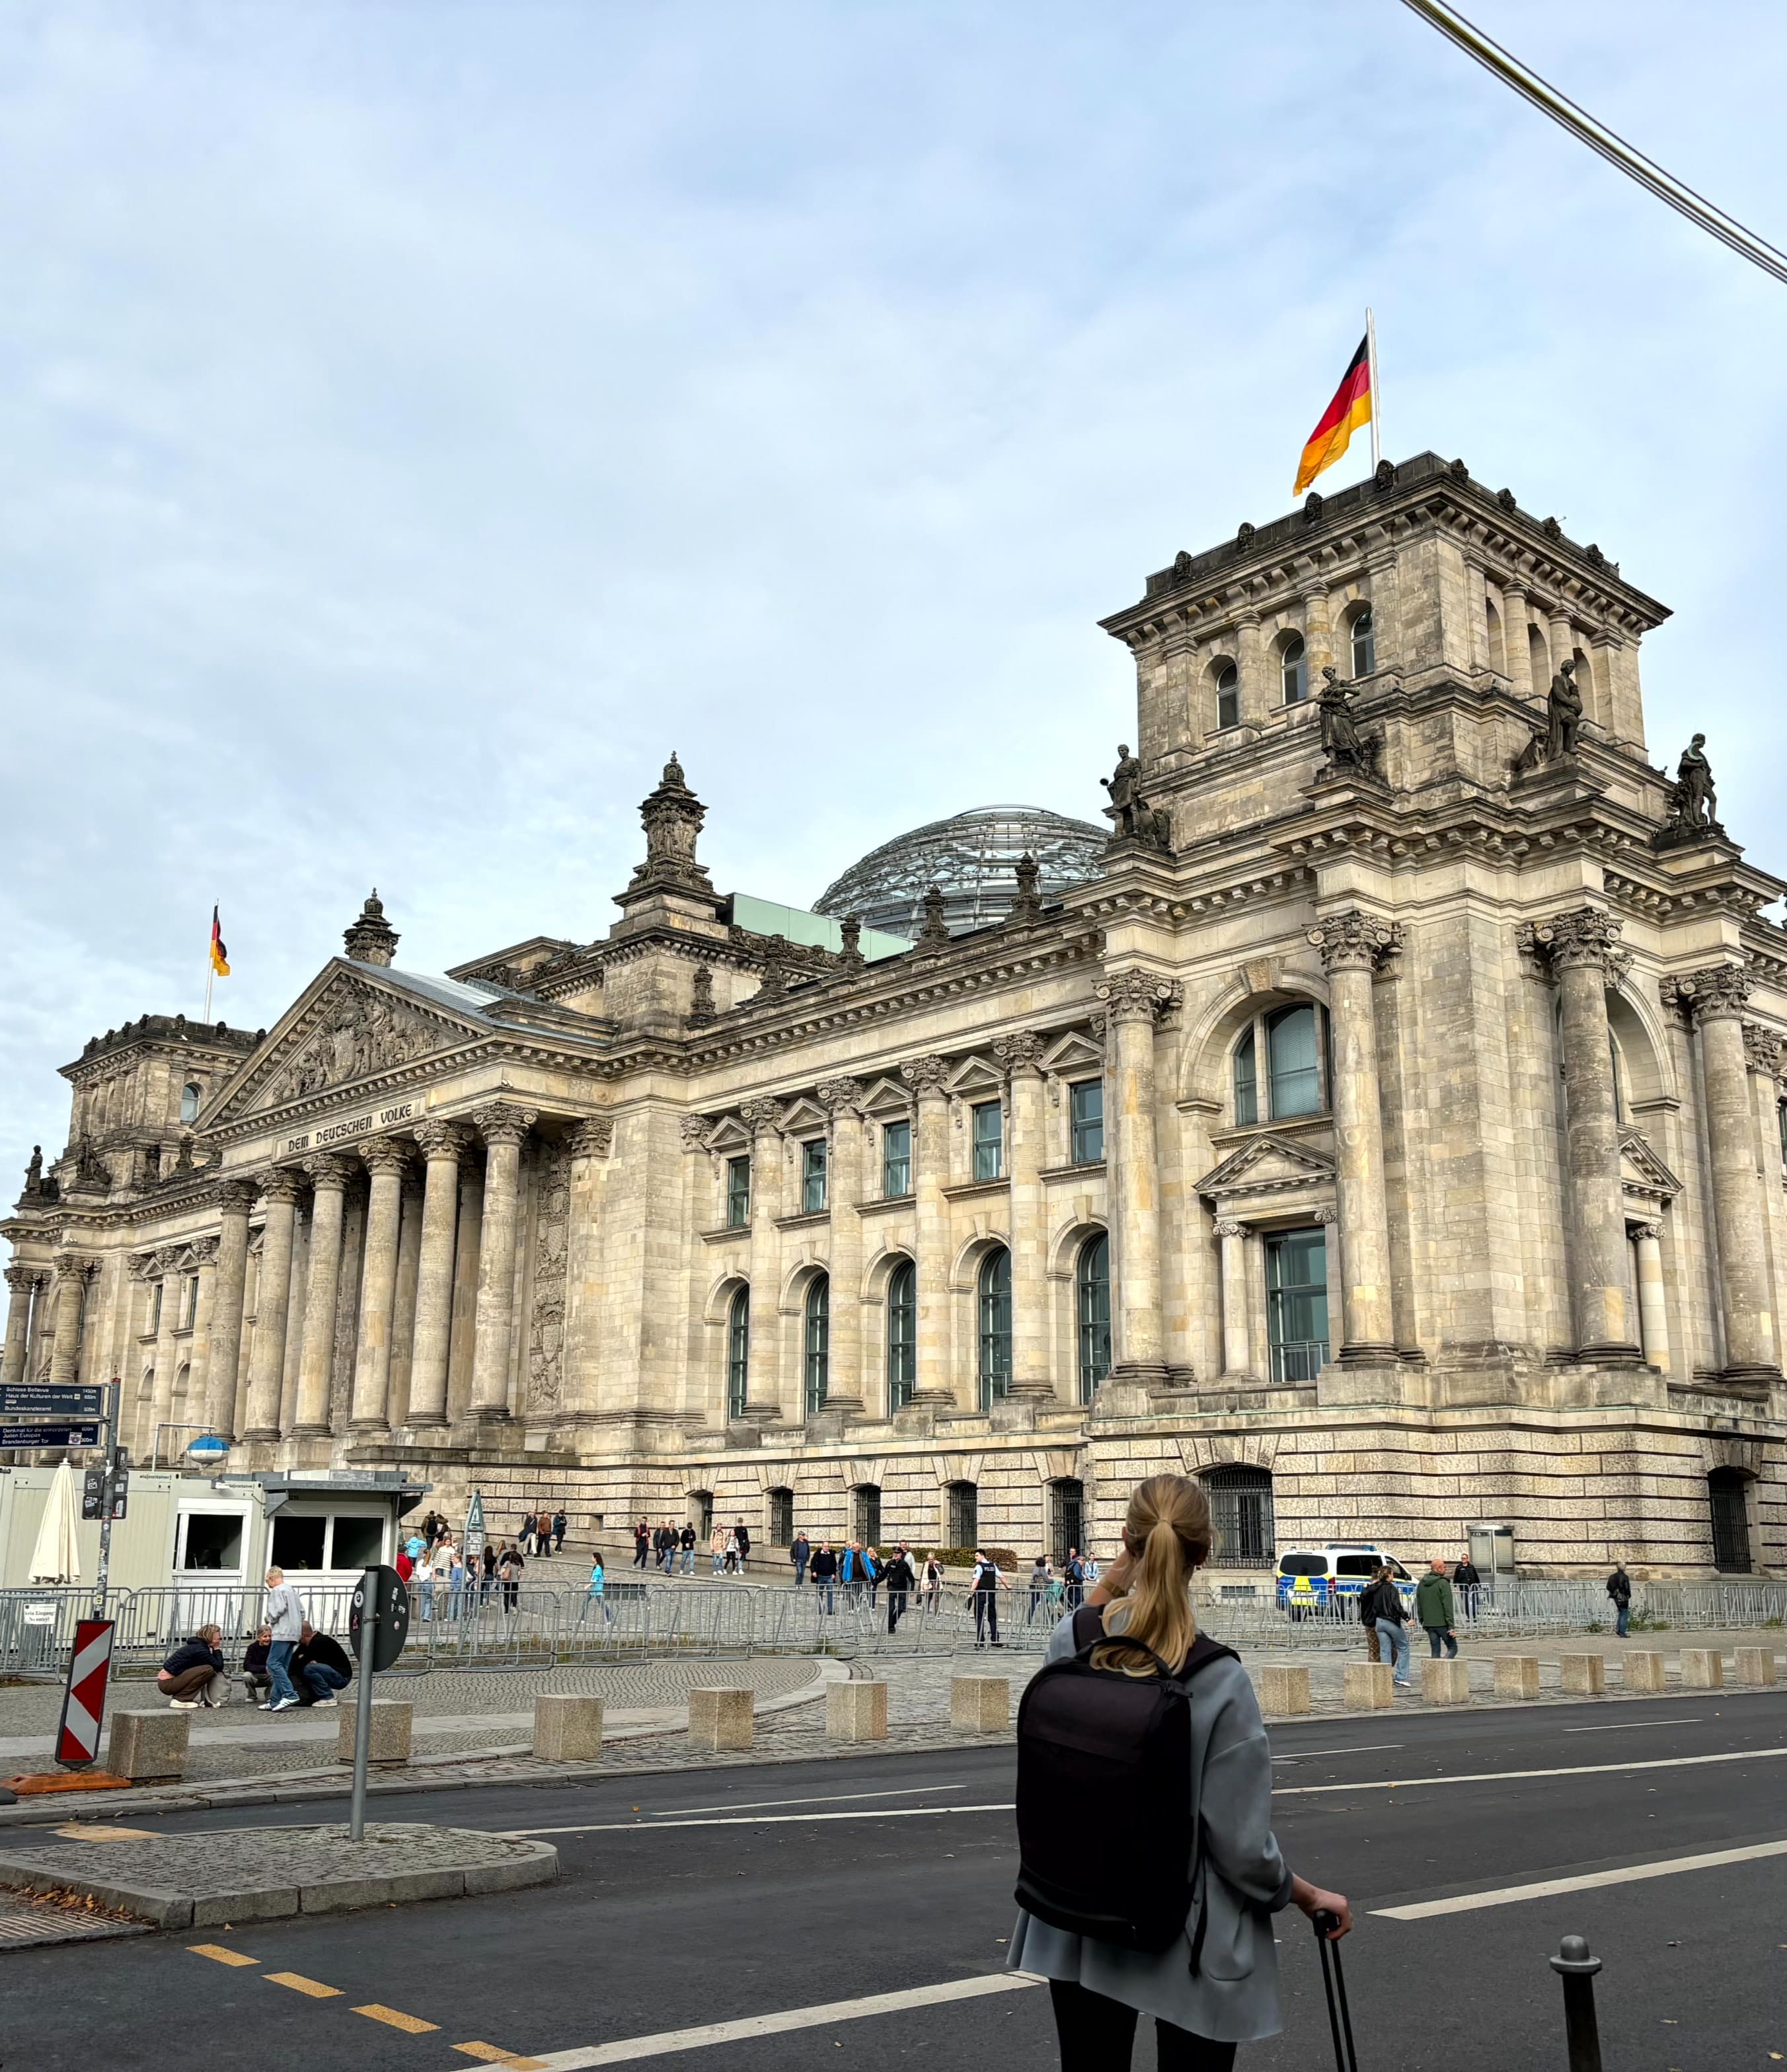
[1312, 1911, 1358, 2072]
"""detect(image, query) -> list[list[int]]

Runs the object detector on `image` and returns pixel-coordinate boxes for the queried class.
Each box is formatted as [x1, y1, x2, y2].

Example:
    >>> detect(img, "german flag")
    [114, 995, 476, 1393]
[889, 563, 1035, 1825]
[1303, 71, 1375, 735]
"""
[1293, 336, 1373, 495]
[209, 905, 230, 979]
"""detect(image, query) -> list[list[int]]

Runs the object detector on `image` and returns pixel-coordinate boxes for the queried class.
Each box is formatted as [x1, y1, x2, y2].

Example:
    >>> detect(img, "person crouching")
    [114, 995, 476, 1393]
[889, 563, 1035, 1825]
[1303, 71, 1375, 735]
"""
[290, 1622, 355, 1707]
[157, 1625, 230, 1709]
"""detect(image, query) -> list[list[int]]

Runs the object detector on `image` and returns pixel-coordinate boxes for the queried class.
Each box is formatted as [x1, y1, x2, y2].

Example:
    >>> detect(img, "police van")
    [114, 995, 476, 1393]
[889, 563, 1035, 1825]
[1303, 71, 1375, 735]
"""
[1275, 1543, 1414, 1615]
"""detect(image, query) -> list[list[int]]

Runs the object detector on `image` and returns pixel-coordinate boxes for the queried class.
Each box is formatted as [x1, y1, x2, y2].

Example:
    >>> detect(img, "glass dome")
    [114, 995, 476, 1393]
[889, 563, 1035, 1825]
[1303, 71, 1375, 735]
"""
[814, 804, 1107, 941]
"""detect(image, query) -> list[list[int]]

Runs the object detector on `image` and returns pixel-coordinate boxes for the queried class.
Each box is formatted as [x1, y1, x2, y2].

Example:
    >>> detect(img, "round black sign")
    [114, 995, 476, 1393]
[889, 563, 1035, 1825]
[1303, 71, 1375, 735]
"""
[348, 1565, 410, 1673]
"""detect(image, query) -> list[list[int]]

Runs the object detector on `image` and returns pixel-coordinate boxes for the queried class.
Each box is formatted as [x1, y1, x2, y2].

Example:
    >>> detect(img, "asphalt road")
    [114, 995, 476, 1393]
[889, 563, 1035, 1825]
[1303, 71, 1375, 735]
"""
[3, 1690, 1783, 2071]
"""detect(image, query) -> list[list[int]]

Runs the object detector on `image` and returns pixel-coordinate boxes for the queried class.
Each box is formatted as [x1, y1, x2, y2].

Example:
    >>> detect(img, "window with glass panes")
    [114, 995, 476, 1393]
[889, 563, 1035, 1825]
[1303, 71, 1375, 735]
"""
[803, 1275, 830, 1413]
[946, 1481, 978, 1550]
[725, 1156, 751, 1228]
[800, 1138, 827, 1214]
[886, 1258, 916, 1409]
[1203, 1465, 1276, 1566]
[977, 1247, 1012, 1409]
[1069, 1080, 1104, 1164]
[1265, 1228, 1330, 1383]
[726, 1286, 749, 1420]
[1215, 662, 1239, 730]
[1233, 1003, 1328, 1125]
[882, 1119, 911, 1197]
[1350, 605, 1375, 677]
[971, 1100, 1003, 1181]
[1077, 1232, 1110, 1401]
[1281, 634, 1308, 704]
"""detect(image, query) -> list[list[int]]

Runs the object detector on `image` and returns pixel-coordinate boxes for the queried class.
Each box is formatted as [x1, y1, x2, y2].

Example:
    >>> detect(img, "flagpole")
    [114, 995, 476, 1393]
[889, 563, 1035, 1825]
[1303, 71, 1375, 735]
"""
[1365, 307, 1381, 472]
[204, 905, 214, 1027]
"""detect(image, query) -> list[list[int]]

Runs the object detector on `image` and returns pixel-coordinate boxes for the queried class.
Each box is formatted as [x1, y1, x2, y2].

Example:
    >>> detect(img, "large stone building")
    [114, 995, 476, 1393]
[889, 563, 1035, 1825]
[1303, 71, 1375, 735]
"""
[6, 451, 1784, 1578]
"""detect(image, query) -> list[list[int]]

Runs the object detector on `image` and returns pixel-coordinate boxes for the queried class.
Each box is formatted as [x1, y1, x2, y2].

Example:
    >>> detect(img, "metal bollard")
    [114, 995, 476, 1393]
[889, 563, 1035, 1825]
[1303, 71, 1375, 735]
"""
[1548, 1934, 1603, 2072]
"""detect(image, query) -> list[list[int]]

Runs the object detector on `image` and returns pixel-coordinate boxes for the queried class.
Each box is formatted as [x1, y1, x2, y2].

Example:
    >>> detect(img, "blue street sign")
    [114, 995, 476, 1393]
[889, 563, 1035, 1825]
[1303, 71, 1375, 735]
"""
[0, 1386, 106, 1421]
[0, 1423, 100, 1450]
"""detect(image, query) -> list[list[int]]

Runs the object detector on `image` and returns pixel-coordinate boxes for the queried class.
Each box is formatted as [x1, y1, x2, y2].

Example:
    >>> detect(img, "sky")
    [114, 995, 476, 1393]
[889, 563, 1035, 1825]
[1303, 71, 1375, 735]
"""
[4, 0, 1787, 1162]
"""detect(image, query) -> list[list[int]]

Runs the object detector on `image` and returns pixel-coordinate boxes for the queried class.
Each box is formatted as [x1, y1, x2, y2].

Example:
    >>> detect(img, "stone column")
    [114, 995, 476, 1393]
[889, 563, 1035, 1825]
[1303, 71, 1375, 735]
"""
[1234, 611, 1264, 728]
[1535, 908, 1640, 1360]
[1631, 1222, 1669, 1374]
[203, 1180, 256, 1440]
[145, 1249, 183, 1443]
[816, 1081, 865, 1412]
[243, 1168, 305, 1440]
[188, 1236, 219, 1427]
[1309, 911, 1400, 1361]
[48, 1255, 93, 1386]
[406, 1121, 469, 1428]
[1501, 581, 1533, 700]
[994, 1032, 1051, 1395]
[1301, 583, 1333, 678]
[351, 1138, 411, 1431]
[1679, 971, 1780, 1378]
[292, 1154, 356, 1435]
[900, 1056, 958, 1406]
[1094, 971, 1181, 1386]
[1215, 1221, 1253, 1379]
[560, 1118, 612, 1421]
[469, 1104, 537, 1419]
[1, 1265, 35, 1389]
[740, 1098, 786, 1420]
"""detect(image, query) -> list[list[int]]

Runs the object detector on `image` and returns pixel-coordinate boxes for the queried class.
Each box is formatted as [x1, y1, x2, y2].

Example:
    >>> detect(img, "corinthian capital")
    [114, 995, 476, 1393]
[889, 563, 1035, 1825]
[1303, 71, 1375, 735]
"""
[992, 1031, 1047, 1076]
[1741, 1022, 1784, 1077]
[1527, 906, 1624, 975]
[570, 1118, 614, 1158]
[360, 1137, 413, 1178]
[301, 1151, 358, 1192]
[738, 1097, 784, 1136]
[5, 1263, 36, 1292]
[1309, 909, 1402, 973]
[414, 1119, 472, 1162]
[211, 1177, 259, 1216]
[54, 1253, 95, 1284]
[1094, 970, 1184, 1025]
[815, 1077, 864, 1116]
[899, 1054, 950, 1095]
[473, 1102, 537, 1149]
[190, 1234, 221, 1267]
[1671, 962, 1753, 1023]
[260, 1166, 309, 1206]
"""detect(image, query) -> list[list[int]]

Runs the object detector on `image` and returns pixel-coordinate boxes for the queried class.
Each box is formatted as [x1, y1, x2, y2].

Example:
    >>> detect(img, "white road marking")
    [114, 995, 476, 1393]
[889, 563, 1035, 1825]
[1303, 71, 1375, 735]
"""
[526, 1972, 1044, 2069]
[1560, 1718, 1702, 1734]
[645, 1784, 968, 1816]
[1274, 1745, 1787, 1796]
[507, 1804, 1016, 1835]
[1373, 1839, 1787, 1919]
[1272, 1744, 1404, 1762]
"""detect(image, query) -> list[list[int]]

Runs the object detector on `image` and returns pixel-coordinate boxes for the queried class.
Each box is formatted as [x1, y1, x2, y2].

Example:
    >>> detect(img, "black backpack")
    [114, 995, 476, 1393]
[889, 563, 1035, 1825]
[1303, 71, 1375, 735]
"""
[1014, 1604, 1237, 1952]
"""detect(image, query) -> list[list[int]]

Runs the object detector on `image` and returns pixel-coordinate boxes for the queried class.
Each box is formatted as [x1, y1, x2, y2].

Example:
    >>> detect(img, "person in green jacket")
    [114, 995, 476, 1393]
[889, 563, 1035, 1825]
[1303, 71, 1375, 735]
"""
[1416, 1560, 1458, 1659]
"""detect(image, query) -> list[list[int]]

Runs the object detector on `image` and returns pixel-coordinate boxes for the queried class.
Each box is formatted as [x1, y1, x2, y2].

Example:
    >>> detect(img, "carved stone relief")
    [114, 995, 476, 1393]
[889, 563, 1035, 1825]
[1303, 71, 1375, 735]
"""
[527, 1138, 571, 1413]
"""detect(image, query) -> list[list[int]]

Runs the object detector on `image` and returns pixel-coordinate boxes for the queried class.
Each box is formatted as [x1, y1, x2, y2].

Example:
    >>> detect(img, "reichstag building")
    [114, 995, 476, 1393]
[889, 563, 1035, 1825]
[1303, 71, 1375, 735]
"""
[6, 452, 1783, 1578]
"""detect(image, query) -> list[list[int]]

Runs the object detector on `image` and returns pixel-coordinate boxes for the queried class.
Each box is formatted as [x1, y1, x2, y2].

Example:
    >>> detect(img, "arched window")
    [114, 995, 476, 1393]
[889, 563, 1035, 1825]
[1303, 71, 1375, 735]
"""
[1076, 1233, 1110, 1401]
[1203, 1465, 1276, 1567]
[803, 1273, 830, 1414]
[1214, 661, 1240, 731]
[180, 1082, 202, 1125]
[1280, 634, 1307, 705]
[726, 1286, 750, 1421]
[1233, 1003, 1328, 1125]
[1350, 606, 1375, 677]
[977, 1247, 1012, 1410]
[886, 1258, 916, 1411]
[1708, 1468, 1752, 1572]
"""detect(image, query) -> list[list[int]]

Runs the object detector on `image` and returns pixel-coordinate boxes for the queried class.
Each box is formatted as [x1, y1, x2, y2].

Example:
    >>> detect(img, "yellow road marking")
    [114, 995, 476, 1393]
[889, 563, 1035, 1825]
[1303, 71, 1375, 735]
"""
[454, 2045, 545, 2068]
[354, 2004, 441, 2034]
[188, 1944, 259, 1967]
[266, 1972, 343, 1998]
[56, 1824, 159, 1841]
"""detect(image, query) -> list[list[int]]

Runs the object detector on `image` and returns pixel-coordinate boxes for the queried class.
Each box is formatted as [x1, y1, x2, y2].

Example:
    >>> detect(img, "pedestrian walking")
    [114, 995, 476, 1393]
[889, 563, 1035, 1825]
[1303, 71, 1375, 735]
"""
[810, 1540, 839, 1613]
[923, 1553, 943, 1613]
[723, 1528, 739, 1575]
[157, 1625, 230, 1709]
[553, 1508, 568, 1555]
[1607, 1559, 1633, 1638]
[882, 1545, 914, 1633]
[1416, 1558, 1459, 1658]
[969, 1549, 1007, 1648]
[1361, 1565, 1411, 1685]
[1063, 1548, 1084, 1611]
[518, 1510, 537, 1557]
[679, 1522, 697, 1575]
[480, 1541, 498, 1604]
[864, 1545, 881, 1606]
[262, 1566, 307, 1712]
[634, 1522, 650, 1569]
[1028, 1555, 1052, 1625]
[583, 1553, 611, 1623]
[1453, 1552, 1482, 1621]
[734, 1520, 751, 1574]
[500, 1542, 524, 1613]
[448, 1547, 467, 1623]
[790, 1532, 810, 1587]
[1008, 1471, 1351, 2071]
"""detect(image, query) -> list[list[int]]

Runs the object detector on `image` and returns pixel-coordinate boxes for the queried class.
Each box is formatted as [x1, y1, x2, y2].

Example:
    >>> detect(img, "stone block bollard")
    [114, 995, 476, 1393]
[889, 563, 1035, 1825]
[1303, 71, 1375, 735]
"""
[1558, 1653, 1606, 1697]
[1343, 1662, 1394, 1710]
[1679, 1648, 1724, 1690]
[1422, 1658, 1470, 1706]
[1494, 1655, 1541, 1700]
[107, 1708, 189, 1783]
[688, 1686, 753, 1751]
[950, 1676, 1010, 1732]
[337, 1699, 412, 1766]
[826, 1681, 888, 1742]
[1622, 1650, 1667, 1693]
[533, 1693, 605, 1761]
[1734, 1647, 1778, 1687]
[1260, 1665, 1311, 1717]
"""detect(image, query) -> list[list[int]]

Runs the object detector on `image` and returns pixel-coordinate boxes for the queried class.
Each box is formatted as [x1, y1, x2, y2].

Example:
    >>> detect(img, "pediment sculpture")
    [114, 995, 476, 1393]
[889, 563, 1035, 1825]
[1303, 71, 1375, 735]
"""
[254, 982, 460, 1110]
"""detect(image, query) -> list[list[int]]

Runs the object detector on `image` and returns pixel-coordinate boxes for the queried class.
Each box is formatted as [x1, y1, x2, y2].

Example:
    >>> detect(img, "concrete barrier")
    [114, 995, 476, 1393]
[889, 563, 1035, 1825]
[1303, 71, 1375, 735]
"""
[336, 1700, 412, 1766]
[107, 1708, 189, 1783]
[1422, 1658, 1470, 1706]
[1494, 1655, 1540, 1700]
[950, 1676, 1010, 1732]
[533, 1694, 605, 1761]
[1734, 1646, 1778, 1687]
[826, 1681, 888, 1742]
[1558, 1653, 1606, 1697]
[1622, 1650, 1667, 1693]
[1679, 1648, 1724, 1690]
[1260, 1666, 1311, 1717]
[689, 1686, 753, 1750]
[1343, 1662, 1394, 1710]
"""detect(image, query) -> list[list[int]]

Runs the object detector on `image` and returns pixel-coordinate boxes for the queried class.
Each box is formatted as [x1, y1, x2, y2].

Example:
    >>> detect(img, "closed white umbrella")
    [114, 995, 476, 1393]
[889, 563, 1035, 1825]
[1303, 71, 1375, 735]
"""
[28, 1459, 83, 1585]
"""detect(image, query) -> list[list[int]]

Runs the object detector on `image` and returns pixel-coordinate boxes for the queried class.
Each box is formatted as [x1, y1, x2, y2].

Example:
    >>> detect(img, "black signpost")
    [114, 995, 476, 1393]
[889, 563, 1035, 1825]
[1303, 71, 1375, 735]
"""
[347, 1564, 409, 1840]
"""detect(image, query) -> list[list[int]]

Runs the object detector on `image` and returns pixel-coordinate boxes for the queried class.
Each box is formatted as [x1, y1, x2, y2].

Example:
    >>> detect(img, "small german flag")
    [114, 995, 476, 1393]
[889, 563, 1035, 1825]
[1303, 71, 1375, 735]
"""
[209, 905, 230, 979]
[1293, 336, 1373, 495]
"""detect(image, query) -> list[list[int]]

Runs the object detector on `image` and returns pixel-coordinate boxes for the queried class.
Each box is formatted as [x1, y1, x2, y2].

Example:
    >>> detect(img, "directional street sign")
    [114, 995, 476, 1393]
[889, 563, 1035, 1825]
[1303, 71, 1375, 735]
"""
[0, 1423, 100, 1450]
[0, 1386, 106, 1421]
[56, 1618, 115, 1769]
[464, 1491, 486, 1569]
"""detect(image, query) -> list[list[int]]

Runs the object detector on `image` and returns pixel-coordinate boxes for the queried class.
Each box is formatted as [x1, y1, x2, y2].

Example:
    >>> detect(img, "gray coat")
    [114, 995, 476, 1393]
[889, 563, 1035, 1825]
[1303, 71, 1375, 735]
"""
[1006, 1608, 1294, 2043]
[264, 1582, 306, 1643]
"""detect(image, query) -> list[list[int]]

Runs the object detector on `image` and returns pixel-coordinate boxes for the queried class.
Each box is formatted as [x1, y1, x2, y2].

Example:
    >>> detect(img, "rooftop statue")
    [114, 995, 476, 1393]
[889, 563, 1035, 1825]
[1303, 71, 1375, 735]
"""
[1100, 745, 1172, 852]
[1511, 656, 1582, 778]
[1315, 667, 1381, 780]
[1659, 732, 1722, 842]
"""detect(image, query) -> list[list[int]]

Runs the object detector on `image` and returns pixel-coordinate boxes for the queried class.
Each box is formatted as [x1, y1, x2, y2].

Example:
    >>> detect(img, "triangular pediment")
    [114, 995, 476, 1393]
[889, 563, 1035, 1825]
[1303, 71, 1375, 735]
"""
[858, 1076, 914, 1119]
[213, 963, 491, 1125]
[703, 1115, 751, 1152]
[946, 1054, 1005, 1097]
[778, 1096, 827, 1136]
[1197, 1132, 1336, 1199]
[1620, 1127, 1682, 1199]
[1042, 1029, 1104, 1075]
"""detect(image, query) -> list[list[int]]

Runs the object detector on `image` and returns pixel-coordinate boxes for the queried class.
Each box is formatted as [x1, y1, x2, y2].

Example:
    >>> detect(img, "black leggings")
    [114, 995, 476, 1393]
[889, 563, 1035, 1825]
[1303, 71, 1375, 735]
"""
[1049, 1980, 1236, 2072]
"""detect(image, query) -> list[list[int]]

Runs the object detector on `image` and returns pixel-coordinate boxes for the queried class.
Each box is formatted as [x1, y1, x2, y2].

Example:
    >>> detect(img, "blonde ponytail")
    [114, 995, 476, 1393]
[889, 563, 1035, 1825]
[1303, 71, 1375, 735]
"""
[1093, 1473, 1213, 1676]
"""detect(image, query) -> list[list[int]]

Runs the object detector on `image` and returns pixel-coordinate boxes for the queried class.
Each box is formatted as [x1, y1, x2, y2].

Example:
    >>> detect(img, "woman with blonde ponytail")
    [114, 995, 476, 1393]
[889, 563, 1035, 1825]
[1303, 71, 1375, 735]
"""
[1008, 1473, 1350, 2070]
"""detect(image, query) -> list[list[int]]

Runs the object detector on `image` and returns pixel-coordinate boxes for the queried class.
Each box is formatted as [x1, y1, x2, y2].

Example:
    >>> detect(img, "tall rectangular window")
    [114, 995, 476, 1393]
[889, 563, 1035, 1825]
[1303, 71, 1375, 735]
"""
[801, 1138, 828, 1214]
[1069, 1080, 1104, 1164]
[882, 1119, 911, 1198]
[726, 1289, 749, 1421]
[947, 1481, 978, 1551]
[971, 1100, 1004, 1182]
[725, 1156, 751, 1228]
[1266, 1228, 1330, 1384]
